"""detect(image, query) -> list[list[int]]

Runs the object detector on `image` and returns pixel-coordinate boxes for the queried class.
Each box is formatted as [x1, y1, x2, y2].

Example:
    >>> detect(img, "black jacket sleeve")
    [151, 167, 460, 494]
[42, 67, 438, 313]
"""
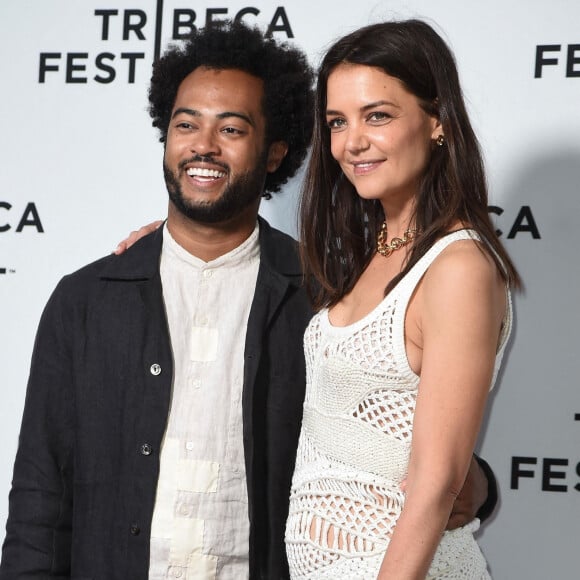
[474, 455, 498, 523]
[0, 279, 75, 578]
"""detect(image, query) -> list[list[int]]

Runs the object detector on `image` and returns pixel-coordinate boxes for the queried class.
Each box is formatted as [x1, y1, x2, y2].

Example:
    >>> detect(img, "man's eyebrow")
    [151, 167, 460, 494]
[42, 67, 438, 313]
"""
[216, 111, 255, 127]
[172, 107, 255, 127]
[171, 107, 201, 119]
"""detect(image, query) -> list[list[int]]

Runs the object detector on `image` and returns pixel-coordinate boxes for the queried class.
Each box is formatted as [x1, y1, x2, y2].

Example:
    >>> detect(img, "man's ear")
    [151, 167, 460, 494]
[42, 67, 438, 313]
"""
[266, 141, 289, 173]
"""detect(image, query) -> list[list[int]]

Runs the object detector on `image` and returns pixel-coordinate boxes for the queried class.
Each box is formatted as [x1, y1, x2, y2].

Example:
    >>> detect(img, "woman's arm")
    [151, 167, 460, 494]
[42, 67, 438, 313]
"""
[377, 240, 506, 579]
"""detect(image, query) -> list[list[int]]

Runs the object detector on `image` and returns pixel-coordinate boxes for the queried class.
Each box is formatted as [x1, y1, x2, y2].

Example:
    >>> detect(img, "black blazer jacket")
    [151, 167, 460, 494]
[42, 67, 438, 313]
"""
[0, 218, 313, 580]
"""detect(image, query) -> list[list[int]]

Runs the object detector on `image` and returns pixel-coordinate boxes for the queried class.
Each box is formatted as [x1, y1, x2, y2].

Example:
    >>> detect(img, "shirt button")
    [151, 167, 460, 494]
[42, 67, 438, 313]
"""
[185, 441, 195, 451]
[169, 567, 183, 578]
[140, 443, 153, 456]
[203, 269, 213, 278]
[150, 363, 162, 376]
[130, 523, 140, 536]
[179, 503, 192, 516]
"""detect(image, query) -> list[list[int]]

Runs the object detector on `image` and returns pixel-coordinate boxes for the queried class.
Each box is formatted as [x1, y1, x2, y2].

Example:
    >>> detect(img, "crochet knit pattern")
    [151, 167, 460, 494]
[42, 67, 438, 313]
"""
[286, 230, 512, 579]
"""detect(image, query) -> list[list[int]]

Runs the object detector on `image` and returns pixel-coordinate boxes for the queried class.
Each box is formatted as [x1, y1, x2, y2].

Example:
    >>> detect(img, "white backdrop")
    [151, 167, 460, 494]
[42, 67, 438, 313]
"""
[1, 1, 578, 578]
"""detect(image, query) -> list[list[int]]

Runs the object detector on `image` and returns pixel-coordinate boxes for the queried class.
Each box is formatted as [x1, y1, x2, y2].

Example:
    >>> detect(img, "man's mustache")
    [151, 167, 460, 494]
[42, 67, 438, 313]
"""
[178, 155, 229, 172]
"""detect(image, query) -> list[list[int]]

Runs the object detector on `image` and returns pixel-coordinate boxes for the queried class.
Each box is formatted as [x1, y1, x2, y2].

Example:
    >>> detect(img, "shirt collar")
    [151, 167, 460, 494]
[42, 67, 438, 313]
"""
[161, 221, 260, 271]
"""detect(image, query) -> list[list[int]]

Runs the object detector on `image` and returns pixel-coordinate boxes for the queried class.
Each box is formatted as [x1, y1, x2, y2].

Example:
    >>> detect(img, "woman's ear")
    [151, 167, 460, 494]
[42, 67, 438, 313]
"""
[430, 115, 444, 145]
[428, 98, 443, 142]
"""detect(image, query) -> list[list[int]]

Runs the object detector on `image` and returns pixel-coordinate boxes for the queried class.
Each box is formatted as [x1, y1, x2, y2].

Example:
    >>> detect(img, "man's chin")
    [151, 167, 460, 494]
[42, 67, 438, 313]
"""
[171, 197, 250, 224]
[178, 185, 225, 206]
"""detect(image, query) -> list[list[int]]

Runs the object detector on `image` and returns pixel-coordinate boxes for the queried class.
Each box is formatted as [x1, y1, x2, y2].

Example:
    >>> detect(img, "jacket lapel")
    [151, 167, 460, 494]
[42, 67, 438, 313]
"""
[242, 218, 302, 437]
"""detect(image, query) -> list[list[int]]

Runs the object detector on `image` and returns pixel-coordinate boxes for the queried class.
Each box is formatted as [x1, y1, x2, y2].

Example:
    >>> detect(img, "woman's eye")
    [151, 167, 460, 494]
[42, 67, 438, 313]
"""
[327, 117, 346, 130]
[368, 111, 391, 122]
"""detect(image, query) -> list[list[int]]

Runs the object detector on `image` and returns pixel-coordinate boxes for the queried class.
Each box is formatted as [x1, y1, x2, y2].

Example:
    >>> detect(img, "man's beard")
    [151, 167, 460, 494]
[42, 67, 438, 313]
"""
[164, 151, 269, 224]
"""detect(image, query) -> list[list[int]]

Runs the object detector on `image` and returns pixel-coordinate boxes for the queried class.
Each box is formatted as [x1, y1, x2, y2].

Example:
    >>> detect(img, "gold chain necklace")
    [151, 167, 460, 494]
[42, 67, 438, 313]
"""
[376, 221, 420, 257]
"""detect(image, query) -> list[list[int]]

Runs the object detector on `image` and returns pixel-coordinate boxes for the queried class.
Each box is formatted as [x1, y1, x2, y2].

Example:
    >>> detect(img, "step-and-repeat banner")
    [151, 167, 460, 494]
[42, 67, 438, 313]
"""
[1, 1, 578, 577]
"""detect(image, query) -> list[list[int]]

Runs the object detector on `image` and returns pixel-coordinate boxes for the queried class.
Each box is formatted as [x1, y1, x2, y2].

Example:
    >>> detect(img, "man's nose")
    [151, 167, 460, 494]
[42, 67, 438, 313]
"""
[190, 127, 220, 157]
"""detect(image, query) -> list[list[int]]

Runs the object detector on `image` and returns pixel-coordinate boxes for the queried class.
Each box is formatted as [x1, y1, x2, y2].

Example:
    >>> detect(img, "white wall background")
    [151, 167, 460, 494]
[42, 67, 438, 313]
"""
[1, 1, 578, 577]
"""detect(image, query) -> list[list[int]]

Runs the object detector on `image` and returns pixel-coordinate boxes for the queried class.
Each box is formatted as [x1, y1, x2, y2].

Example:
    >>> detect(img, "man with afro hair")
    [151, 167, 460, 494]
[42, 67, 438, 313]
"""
[0, 20, 314, 580]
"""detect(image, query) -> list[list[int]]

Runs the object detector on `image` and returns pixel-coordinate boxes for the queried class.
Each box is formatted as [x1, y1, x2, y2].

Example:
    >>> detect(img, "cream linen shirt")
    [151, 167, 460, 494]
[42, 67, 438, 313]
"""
[149, 223, 260, 580]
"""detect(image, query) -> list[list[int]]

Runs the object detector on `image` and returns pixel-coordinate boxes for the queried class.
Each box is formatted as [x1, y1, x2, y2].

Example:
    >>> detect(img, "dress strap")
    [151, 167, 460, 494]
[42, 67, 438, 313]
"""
[389, 229, 512, 388]
[388, 230, 482, 381]
[394, 229, 480, 303]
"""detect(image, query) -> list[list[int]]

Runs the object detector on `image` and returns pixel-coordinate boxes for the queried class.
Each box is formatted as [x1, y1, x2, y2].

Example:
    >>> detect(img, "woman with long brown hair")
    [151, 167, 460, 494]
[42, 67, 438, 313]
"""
[285, 19, 520, 579]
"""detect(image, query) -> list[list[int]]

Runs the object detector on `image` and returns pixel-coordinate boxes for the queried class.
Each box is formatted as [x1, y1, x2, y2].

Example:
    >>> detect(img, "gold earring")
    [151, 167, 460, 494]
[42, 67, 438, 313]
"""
[436, 134, 445, 147]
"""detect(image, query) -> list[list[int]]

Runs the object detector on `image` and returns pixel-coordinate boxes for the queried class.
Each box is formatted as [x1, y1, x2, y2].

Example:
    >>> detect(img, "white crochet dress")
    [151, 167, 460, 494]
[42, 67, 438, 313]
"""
[286, 230, 512, 579]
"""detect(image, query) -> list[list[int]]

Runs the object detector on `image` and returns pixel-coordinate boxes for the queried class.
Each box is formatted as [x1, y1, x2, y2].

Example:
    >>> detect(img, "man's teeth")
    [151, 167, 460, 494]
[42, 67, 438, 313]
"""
[186, 167, 226, 178]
